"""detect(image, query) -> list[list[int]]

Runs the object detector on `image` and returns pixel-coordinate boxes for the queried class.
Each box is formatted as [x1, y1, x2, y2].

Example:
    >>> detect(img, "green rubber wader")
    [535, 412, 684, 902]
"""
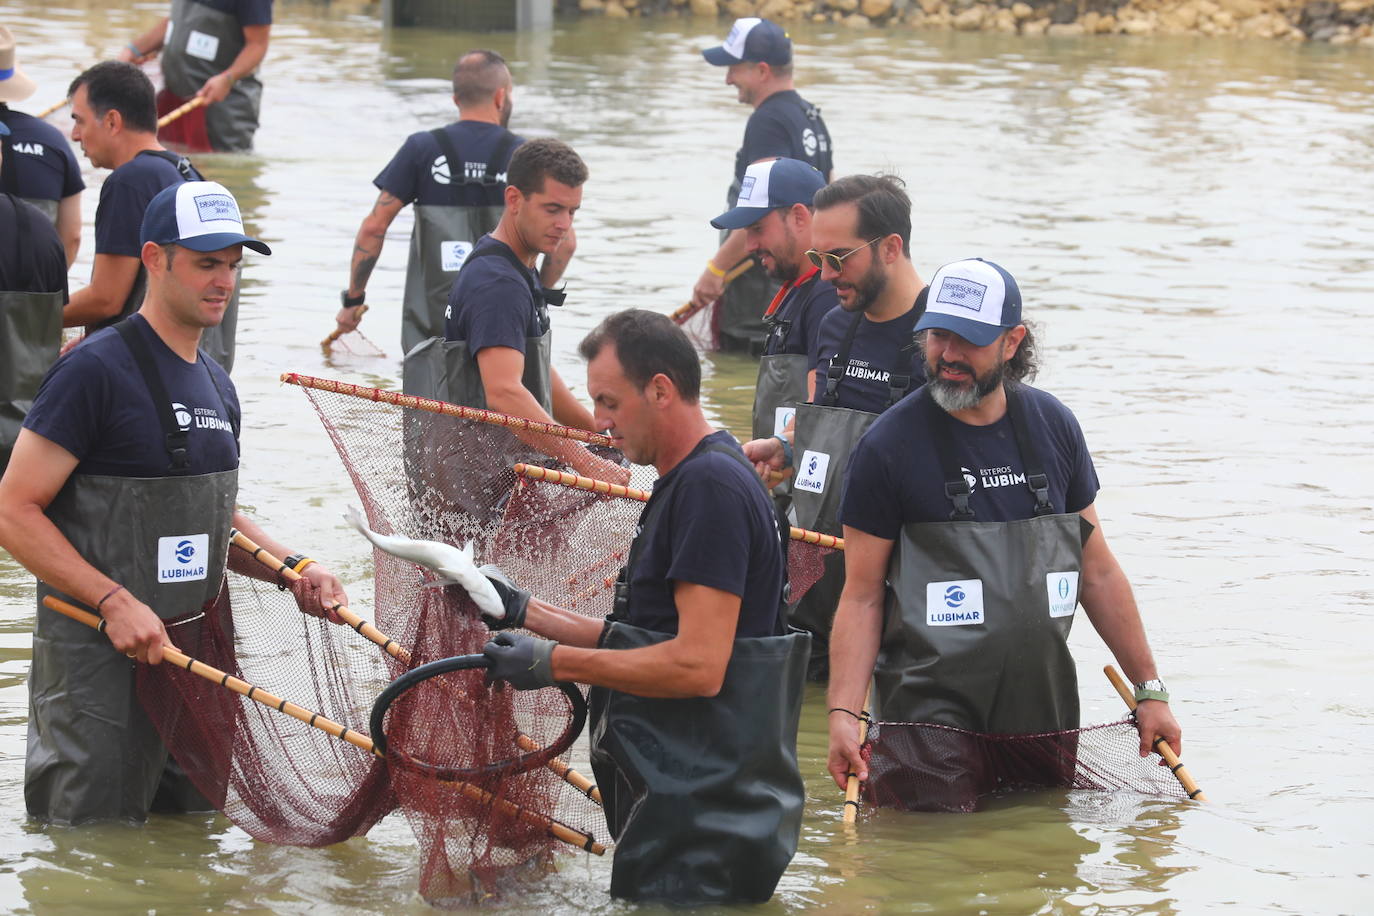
[0, 202, 64, 471]
[588, 620, 810, 905]
[162, 0, 262, 152]
[401, 204, 505, 355]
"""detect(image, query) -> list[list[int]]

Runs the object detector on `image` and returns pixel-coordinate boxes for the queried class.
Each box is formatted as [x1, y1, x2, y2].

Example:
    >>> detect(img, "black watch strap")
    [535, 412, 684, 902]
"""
[341, 290, 365, 308]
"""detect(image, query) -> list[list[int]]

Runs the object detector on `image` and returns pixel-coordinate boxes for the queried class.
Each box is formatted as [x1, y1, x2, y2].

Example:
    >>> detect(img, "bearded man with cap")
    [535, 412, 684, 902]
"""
[0, 119, 68, 474]
[711, 157, 836, 510]
[693, 18, 835, 352]
[825, 257, 1182, 810]
[0, 180, 348, 825]
[331, 50, 562, 354]
[743, 173, 926, 677]
[118, 0, 271, 152]
[63, 62, 240, 373]
[0, 26, 85, 266]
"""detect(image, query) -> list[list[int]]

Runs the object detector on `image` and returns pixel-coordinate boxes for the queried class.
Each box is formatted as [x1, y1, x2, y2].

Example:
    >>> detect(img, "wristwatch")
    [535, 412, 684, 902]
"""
[772, 434, 794, 469]
[1133, 678, 1169, 703]
[340, 290, 365, 308]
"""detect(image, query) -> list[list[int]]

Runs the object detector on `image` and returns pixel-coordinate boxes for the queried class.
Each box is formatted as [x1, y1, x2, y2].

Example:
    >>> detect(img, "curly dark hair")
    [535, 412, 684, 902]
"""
[507, 138, 588, 195]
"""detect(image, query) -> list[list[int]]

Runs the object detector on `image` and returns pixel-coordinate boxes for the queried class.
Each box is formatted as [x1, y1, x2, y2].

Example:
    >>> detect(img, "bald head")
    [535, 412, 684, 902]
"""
[453, 50, 512, 107]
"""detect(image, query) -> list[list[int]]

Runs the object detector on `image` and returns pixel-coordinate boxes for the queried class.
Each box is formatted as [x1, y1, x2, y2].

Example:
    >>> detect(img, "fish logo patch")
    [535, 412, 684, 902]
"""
[926, 579, 984, 626]
[158, 534, 208, 583]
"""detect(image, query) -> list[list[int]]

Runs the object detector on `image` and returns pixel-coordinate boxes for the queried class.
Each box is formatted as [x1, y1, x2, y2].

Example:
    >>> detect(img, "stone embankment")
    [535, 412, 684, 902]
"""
[559, 0, 1374, 44]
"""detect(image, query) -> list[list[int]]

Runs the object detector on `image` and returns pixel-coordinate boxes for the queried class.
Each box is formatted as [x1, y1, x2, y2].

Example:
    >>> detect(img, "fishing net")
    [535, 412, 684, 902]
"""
[861, 718, 1190, 814]
[674, 299, 721, 352]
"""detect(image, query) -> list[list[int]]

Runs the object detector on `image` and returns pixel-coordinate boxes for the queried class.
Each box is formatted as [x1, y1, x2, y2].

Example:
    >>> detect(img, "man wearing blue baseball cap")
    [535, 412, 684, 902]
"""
[692, 18, 835, 353]
[0, 180, 350, 826]
[711, 157, 836, 500]
[825, 257, 1182, 812]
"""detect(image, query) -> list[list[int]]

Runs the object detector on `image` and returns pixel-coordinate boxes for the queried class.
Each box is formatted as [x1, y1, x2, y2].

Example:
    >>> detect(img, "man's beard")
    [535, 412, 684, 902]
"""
[841, 256, 887, 313]
[927, 358, 1005, 412]
[499, 95, 513, 128]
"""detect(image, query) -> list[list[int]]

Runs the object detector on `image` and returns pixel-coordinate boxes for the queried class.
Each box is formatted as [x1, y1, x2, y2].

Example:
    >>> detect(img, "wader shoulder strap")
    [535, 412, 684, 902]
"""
[0, 132, 17, 194]
[930, 390, 976, 522]
[820, 311, 863, 408]
[6, 192, 32, 270]
[198, 354, 240, 444]
[883, 287, 929, 410]
[114, 320, 191, 474]
[485, 131, 520, 184]
[430, 127, 520, 191]
[136, 148, 203, 181]
[1004, 384, 1054, 516]
[465, 243, 563, 316]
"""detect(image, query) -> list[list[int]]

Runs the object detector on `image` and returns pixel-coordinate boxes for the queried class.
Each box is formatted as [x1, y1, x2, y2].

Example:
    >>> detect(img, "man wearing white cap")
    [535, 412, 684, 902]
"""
[0, 180, 348, 825]
[693, 18, 834, 352]
[825, 257, 1182, 810]
[0, 25, 84, 266]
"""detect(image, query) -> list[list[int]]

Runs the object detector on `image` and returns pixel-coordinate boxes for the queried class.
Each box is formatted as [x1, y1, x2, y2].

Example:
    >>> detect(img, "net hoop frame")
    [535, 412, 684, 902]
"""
[369, 654, 589, 782]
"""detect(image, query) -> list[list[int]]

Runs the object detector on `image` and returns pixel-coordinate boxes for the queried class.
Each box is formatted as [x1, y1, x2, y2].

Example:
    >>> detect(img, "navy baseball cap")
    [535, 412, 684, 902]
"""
[711, 158, 825, 230]
[703, 18, 792, 67]
[916, 258, 1023, 347]
[140, 180, 271, 255]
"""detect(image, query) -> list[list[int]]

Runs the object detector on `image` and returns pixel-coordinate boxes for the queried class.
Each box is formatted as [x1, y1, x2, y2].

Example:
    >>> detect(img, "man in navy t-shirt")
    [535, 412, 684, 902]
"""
[478, 310, 805, 904]
[0, 125, 67, 294]
[826, 257, 1182, 799]
[63, 63, 202, 336]
[690, 18, 835, 348]
[0, 26, 86, 266]
[333, 50, 573, 349]
[0, 181, 348, 825]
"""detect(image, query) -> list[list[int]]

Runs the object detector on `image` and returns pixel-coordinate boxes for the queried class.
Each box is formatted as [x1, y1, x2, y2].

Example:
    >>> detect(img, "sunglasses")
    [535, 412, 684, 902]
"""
[805, 237, 883, 273]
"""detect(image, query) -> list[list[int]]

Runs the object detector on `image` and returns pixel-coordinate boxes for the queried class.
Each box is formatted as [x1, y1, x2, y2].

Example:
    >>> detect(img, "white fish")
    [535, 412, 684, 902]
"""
[343, 505, 504, 619]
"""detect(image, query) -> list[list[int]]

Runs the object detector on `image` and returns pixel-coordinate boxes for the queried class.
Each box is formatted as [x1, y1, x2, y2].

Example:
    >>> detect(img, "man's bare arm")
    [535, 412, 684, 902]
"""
[333, 190, 405, 334]
[63, 254, 140, 327]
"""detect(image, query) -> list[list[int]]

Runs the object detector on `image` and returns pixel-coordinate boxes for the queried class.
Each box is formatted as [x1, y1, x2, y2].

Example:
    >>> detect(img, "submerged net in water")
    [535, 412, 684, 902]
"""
[862, 718, 1190, 814]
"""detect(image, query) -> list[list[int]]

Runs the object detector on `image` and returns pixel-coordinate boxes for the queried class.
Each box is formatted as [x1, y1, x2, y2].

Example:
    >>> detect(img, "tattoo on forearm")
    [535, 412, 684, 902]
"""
[351, 246, 379, 291]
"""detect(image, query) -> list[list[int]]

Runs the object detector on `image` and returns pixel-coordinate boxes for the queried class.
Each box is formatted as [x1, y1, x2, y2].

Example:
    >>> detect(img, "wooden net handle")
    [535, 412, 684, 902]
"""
[321, 304, 368, 350]
[156, 95, 206, 128]
[670, 256, 755, 324]
[1104, 665, 1206, 802]
[843, 685, 872, 825]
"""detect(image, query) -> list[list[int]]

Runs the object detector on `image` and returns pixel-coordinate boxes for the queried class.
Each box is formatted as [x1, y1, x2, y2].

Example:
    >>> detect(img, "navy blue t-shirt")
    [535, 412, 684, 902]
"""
[625, 431, 784, 639]
[0, 195, 67, 297]
[841, 385, 1100, 538]
[810, 304, 925, 414]
[375, 121, 525, 208]
[764, 268, 838, 358]
[444, 234, 545, 351]
[0, 107, 85, 204]
[735, 89, 834, 186]
[24, 314, 240, 477]
[187, 0, 273, 25]
[94, 151, 193, 258]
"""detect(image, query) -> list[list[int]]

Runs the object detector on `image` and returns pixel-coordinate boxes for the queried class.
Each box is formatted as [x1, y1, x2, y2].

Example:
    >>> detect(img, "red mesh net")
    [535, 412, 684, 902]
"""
[862, 718, 1190, 814]
[674, 300, 721, 352]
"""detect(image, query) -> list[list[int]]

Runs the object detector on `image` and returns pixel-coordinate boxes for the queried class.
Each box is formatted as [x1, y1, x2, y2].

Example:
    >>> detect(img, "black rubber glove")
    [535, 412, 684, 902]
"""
[479, 564, 529, 631]
[482, 632, 556, 690]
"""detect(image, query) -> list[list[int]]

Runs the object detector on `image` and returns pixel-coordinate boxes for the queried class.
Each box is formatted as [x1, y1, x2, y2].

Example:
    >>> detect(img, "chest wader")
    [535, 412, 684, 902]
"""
[0, 196, 64, 473]
[752, 269, 821, 514]
[401, 128, 518, 354]
[25, 320, 238, 824]
[788, 312, 917, 672]
[159, 0, 262, 152]
[868, 388, 1090, 810]
[401, 244, 557, 520]
[589, 444, 809, 904]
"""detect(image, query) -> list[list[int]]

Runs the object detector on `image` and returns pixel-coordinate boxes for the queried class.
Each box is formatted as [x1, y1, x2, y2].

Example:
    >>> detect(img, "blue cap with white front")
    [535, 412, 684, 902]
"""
[140, 180, 271, 255]
[916, 258, 1023, 347]
[710, 158, 825, 230]
[703, 18, 792, 67]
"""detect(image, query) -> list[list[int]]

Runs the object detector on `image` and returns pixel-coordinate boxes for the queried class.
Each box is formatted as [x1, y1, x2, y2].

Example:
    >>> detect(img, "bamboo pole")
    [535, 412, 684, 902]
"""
[156, 95, 205, 128]
[280, 372, 613, 446]
[1104, 665, 1206, 802]
[320, 305, 367, 351]
[670, 257, 755, 324]
[228, 528, 603, 806]
[37, 97, 69, 119]
[41, 594, 606, 854]
[842, 686, 872, 825]
[513, 463, 845, 550]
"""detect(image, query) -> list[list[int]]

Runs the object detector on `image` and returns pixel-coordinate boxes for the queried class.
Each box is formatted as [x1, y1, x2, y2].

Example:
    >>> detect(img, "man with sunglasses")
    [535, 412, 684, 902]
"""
[710, 157, 837, 512]
[694, 18, 834, 353]
[743, 174, 926, 677]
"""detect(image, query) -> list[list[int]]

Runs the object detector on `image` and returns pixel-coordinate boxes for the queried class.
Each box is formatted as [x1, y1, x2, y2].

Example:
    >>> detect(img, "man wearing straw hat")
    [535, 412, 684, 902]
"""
[62, 62, 237, 372]
[118, 0, 272, 152]
[0, 179, 347, 825]
[479, 308, 808, 904]
[0, 25, 84, 267]
[0, 119, 68, 474]
[825, 257, 1182, 810]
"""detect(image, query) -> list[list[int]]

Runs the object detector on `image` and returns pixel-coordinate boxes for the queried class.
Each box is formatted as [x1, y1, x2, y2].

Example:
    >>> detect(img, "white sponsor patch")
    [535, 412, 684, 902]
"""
[772, 406, 795, 437]
[926, 579, 985, 626]
[441, 241, 473, 272]
[794, 449, 830, 494]
[1046, 571, 1079, 618]
[186, 29, 220, 62]
[158, 534, 209, 583]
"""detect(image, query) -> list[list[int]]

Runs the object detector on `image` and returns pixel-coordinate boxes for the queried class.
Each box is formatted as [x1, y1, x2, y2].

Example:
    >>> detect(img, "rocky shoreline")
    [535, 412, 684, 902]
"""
[558, 0, 1374, 44]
